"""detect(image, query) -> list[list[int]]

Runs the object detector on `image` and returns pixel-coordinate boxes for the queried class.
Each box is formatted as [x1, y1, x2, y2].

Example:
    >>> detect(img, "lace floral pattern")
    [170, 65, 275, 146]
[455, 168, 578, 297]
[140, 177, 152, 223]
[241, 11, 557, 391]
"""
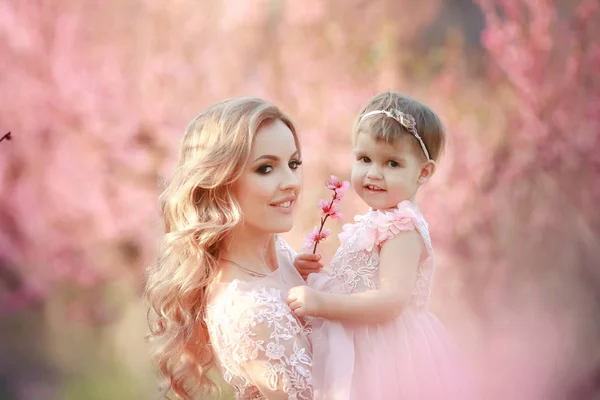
[324, 200, 435, 310]
[206, 281, 313, 400]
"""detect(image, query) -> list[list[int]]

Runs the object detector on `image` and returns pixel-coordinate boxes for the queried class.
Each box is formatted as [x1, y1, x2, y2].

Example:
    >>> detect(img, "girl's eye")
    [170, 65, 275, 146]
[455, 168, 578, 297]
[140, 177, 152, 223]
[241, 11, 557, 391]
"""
[388, 160, 399, 168]
[289, 159, 303, 170]
[359, 156, 371, 163]
[256, 164, 274, 174]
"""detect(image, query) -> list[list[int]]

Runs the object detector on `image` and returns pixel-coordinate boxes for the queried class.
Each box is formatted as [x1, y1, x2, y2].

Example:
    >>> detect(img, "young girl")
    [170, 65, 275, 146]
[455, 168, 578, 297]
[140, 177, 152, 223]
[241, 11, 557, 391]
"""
[288, 92, 472, 399]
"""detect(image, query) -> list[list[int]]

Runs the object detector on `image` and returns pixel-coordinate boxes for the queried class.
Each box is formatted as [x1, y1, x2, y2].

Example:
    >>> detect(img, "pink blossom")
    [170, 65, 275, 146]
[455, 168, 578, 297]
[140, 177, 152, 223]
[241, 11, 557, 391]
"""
[319, 199, 343, 219]
[303, 227, 331, 250]
[305, 175, 349, 253]
[326, 175, 350, 198]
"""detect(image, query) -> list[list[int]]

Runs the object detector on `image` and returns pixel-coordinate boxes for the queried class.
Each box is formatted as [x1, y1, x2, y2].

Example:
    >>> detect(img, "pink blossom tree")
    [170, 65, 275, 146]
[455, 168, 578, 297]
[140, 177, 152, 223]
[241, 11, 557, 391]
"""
[0, 0, 444, 321]
[438, 0, 600, 397]
[2, 0, 598, 397]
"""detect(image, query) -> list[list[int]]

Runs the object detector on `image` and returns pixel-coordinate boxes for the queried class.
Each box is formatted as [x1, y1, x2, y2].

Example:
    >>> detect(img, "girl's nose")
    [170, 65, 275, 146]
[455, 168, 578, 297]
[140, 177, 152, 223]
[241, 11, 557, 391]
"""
[366, 165, 383, 180]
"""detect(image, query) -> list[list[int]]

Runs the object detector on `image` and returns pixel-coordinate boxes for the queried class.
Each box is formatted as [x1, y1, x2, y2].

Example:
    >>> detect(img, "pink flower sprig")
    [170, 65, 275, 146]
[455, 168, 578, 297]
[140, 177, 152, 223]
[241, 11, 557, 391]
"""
[0, 131, 11, 144]
[303, 175, 350, 254]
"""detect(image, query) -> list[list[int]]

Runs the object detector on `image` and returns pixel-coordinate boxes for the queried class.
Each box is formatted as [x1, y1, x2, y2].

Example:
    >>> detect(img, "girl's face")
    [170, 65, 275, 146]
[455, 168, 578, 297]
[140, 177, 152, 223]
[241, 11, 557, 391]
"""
[351, 132, 433, 210]
[232, 119, 302, 234]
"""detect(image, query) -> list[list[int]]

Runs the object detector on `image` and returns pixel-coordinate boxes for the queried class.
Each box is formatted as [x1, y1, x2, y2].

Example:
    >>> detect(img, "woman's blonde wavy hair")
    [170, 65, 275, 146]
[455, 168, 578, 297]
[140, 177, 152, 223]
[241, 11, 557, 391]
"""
[145, 98, 298, 399]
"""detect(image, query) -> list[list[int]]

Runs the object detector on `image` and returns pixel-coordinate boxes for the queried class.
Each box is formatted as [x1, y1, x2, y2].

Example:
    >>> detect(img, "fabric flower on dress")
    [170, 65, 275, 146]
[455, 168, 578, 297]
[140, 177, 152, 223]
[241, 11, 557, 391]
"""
[339, 201, 419, 252]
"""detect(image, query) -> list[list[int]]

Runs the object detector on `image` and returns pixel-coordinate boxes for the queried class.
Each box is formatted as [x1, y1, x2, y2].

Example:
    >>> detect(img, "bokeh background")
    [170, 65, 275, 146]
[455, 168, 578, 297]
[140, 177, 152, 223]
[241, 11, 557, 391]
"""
[1, 0, 599, 399]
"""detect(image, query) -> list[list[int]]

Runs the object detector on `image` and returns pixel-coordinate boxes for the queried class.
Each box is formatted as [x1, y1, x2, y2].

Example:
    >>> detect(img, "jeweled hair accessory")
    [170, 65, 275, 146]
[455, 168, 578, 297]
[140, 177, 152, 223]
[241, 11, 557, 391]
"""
[359, 109, 431, 160]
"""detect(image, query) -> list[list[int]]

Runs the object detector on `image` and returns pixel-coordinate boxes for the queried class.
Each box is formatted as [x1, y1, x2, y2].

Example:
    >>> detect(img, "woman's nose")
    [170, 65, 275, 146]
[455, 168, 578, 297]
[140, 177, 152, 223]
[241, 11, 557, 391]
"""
[280, 168, 301, 191]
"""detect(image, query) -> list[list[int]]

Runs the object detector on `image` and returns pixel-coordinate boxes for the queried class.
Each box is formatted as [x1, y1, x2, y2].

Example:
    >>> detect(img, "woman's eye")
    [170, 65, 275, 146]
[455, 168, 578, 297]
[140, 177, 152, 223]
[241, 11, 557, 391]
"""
[256, 164, 274, 174]
[289, 160, 303, 170]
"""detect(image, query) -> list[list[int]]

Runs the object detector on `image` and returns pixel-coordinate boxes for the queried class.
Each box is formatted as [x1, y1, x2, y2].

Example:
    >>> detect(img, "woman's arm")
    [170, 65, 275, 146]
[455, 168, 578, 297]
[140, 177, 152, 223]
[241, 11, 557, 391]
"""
[221, 292, 313, 400]
[240, 318, 312, 400]
[288, 230, 422, 324]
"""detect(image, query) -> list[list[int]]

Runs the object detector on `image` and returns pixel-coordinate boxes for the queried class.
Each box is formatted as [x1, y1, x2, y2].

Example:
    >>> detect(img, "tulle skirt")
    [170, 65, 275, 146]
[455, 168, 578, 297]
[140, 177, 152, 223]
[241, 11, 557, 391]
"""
[309, 274, 474, 400]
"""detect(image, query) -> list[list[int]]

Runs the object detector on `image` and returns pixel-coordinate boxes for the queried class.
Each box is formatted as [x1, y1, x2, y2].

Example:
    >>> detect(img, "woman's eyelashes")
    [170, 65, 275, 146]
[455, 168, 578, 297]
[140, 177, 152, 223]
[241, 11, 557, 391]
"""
[256, 164, 273, 174]
[289, 159, 302, 170]
[255, 159, 302, 175]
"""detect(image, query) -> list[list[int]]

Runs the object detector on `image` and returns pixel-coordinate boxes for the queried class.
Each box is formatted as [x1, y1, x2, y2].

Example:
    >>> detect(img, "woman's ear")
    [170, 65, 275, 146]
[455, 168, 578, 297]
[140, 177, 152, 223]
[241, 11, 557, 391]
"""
[417, 160, 436, 185]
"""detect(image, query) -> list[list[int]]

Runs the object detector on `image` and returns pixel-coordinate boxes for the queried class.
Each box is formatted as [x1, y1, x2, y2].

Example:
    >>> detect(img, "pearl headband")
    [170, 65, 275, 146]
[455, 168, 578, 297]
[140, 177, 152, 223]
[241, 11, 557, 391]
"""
[359, 109, 431, 161]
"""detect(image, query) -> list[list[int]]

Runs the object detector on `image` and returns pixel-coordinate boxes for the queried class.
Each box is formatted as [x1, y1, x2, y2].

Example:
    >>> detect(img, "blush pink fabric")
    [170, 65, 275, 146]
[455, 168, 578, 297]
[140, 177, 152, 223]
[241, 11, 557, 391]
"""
[308, 200, 474, 399]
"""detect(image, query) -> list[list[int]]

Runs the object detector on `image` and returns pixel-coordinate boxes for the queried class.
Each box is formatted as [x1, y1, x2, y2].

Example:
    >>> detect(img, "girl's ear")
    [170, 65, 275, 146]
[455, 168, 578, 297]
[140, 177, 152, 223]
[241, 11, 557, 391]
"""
[417, 160, 436, 185]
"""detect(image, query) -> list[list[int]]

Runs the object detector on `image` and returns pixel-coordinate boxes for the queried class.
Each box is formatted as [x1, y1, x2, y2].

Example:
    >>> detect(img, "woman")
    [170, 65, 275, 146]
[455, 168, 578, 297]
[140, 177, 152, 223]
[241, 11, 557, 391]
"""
[145, 98, 313, 400]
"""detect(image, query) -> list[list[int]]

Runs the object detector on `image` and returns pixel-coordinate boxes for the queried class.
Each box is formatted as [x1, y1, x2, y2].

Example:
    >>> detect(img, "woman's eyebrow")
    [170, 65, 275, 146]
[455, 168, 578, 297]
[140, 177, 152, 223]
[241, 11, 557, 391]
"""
[253, 150, 299, 162]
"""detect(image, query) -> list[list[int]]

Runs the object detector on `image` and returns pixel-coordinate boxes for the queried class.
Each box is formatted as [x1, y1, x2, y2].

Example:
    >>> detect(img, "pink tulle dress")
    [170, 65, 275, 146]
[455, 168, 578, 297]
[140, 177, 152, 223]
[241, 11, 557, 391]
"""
[307, 200, 472, 400]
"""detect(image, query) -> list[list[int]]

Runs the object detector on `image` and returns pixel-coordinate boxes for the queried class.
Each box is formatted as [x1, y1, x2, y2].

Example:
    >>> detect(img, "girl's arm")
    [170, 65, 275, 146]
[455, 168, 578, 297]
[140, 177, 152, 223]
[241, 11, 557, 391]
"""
[288, 230, 422, 324]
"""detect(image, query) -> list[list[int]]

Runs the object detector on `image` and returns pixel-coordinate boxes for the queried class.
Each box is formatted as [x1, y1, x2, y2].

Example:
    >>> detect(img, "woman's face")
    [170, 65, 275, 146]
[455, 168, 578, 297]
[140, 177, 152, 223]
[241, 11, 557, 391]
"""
[232, 119, 302, 235]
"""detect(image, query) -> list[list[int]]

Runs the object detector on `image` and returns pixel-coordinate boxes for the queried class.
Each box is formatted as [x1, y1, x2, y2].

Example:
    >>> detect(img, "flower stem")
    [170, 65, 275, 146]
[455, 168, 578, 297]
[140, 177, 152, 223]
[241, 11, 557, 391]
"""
[312, 190, 338, 254]
[0, 132, 11, 143]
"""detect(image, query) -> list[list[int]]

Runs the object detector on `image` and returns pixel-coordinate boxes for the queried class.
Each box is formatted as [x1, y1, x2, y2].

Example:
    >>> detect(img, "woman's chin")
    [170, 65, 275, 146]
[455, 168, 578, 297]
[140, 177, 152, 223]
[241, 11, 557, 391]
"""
[269, 216, 294, 233]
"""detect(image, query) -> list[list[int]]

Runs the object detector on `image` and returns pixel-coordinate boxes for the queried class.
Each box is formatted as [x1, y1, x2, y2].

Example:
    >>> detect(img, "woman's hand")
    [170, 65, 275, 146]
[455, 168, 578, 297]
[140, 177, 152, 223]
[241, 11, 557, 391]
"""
[287, 285, 325, 317]
[293, 252, 324, 280]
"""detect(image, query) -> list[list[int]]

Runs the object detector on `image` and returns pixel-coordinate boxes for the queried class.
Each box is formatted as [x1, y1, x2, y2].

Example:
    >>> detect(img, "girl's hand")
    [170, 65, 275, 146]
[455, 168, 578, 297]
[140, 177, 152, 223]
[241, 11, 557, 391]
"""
[293, 253, 324, 280]
[287, 285, 324, 318]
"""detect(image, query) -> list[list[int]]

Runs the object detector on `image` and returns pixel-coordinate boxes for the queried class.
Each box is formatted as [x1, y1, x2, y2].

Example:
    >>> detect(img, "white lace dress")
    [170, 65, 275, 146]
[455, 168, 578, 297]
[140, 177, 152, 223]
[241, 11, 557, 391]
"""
[307, 200, 472, 399]
[205, 237, 313, 400]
